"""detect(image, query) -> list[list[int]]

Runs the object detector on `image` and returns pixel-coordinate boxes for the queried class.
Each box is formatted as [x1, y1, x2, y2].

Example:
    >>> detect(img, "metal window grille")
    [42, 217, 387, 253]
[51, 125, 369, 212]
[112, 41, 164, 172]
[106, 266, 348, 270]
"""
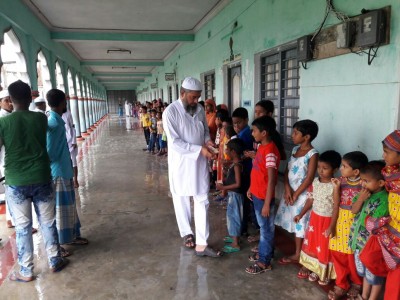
[261, 47, 299, 148]
[168, 86, 173, 103]
[204, 73, 215, 100]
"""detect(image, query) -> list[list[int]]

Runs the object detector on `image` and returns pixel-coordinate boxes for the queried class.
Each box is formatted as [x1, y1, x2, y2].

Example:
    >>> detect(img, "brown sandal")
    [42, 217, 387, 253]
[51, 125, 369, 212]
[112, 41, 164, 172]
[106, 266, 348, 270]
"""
[183, 234, 195, 249]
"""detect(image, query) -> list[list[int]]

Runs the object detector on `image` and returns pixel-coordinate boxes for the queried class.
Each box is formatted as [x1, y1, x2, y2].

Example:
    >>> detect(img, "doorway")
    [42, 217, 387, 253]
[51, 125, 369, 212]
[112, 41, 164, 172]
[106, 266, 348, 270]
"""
[228, 65, 241, 112]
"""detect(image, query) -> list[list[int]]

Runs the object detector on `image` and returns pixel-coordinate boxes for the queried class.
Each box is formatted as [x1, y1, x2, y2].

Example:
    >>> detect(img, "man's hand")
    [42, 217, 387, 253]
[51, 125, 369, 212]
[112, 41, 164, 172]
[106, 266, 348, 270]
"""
[201, 146, 216, 160]
[206, 140, 216, 148]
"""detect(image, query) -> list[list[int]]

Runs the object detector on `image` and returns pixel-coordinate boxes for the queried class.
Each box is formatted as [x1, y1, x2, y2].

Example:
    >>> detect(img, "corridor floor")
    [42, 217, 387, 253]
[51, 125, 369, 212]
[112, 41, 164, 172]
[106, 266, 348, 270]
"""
[0, 116, 326, 300]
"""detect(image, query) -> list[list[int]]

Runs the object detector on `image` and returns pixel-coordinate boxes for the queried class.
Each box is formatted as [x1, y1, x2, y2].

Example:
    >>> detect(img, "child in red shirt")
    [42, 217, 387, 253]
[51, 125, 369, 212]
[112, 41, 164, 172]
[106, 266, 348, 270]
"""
[245, 116, 285, 274]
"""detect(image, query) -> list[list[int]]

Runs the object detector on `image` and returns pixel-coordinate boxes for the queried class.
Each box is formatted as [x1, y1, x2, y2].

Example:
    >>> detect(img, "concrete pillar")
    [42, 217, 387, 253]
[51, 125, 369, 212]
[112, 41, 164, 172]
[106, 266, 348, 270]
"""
[78, 96, 87, 135]
[84, 97, 90, 130]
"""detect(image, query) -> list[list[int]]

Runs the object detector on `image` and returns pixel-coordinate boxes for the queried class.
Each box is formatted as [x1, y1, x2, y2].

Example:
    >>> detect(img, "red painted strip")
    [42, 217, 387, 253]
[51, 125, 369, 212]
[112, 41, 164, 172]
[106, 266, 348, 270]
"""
[0, 232, 17, 285]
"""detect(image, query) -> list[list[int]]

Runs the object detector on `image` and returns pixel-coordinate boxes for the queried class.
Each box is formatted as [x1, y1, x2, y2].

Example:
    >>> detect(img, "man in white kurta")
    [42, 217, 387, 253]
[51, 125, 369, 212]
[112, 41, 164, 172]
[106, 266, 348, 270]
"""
[163, 77, 221, 257]
[62, 110, 79, 188]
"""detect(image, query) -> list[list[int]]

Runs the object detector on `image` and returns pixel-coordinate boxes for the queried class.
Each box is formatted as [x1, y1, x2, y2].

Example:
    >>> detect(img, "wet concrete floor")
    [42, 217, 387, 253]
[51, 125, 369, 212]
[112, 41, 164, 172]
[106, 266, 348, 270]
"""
[0, 116, 326, 300]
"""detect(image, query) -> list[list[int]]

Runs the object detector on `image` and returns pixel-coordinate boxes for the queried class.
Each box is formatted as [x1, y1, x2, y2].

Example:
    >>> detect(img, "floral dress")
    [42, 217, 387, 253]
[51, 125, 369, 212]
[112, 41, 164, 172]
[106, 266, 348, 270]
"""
[275, 146, 318, 238]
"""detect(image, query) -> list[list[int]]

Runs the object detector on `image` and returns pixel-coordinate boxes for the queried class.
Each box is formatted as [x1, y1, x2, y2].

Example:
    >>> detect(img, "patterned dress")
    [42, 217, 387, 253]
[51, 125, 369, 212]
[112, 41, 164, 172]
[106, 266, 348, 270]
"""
[329, 177, 362, 254]
[275, 146, 318, 238]
[300, 178, 335, 281]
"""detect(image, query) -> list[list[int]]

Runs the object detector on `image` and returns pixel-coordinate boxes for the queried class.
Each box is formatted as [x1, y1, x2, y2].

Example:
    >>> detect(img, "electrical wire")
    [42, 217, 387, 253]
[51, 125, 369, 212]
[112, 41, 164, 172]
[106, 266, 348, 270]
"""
[311, 0, 350, 42]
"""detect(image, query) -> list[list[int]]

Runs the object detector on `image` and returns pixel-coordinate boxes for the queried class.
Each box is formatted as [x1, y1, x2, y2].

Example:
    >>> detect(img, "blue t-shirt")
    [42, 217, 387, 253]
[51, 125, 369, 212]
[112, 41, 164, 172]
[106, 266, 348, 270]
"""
[237, 125, 253, 191]
[237, 126, 253, 151]
[47, 111, 73, 179]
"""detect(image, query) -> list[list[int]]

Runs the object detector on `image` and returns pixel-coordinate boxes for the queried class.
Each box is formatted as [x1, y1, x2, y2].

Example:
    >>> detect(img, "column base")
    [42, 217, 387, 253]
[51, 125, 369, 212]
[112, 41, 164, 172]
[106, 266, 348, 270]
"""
[82, 132, 91, 137]
[77, 136, 85, 142]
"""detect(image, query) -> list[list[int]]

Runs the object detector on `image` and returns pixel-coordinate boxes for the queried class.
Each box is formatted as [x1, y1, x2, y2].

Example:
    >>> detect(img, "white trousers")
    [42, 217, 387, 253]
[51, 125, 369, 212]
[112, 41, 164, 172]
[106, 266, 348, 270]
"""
[172, 193, 209, 246]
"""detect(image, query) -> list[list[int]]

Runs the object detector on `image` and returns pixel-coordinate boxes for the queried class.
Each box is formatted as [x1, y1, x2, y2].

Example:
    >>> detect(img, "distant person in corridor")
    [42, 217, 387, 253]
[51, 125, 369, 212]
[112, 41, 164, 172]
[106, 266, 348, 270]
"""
[163, 77, 222, 257]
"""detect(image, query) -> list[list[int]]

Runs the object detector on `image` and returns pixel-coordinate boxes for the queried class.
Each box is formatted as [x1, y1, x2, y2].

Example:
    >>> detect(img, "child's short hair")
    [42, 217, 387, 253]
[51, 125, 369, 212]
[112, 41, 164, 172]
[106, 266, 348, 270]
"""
[142, 106, 147, 111]
[360, 160, 385, 180]
[149, 109, 156, 113]
[319, 150, 341, 169]
[255, 100, 274, 115]
[226, 138, 245, 156]
[8, 80, 31, 105]
[222, 117, 232, 126]
[232, 107, 248, 120]
[225, 125, 236, 138]
[46, 89, 66, 107]
[216, 109, 229, 121]
[342, 151, 369, 170]
[293, 119, 319, 141]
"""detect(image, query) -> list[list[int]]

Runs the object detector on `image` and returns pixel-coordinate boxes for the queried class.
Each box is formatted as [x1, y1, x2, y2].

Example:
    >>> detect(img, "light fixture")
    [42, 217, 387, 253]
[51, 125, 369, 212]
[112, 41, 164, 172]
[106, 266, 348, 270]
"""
[111, 66, 137, 69]
[107, 48, 132, 54]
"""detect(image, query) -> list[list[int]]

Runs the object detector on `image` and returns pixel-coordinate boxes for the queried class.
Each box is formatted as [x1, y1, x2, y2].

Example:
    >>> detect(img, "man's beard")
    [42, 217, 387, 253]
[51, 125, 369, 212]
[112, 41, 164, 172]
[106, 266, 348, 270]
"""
[182, 99, 197, 115]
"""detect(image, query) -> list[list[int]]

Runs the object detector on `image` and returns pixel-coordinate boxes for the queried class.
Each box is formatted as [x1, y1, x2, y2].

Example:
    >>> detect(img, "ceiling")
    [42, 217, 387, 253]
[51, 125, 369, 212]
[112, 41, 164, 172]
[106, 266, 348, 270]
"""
[22, 0, 229, 90]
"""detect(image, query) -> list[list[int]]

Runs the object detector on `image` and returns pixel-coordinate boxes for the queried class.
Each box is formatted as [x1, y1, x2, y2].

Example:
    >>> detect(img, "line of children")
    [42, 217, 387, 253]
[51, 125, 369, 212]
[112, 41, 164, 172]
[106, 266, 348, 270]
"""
[145, 97, 400, 298]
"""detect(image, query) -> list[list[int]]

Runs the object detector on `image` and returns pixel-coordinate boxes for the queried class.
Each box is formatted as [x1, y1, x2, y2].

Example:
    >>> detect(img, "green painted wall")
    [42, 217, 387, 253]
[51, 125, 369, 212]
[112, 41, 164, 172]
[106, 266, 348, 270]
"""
[138, 0, 400, 160]
[0, 0, 106, 96]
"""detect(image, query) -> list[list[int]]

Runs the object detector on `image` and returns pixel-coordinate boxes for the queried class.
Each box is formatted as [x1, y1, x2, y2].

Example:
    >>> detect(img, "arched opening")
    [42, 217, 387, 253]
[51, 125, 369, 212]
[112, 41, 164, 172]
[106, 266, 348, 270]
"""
[0, 29, 30, 90]
[37, 50, 51, 97]
[67, 69, 75, 97]
[55, 61, 65, 92]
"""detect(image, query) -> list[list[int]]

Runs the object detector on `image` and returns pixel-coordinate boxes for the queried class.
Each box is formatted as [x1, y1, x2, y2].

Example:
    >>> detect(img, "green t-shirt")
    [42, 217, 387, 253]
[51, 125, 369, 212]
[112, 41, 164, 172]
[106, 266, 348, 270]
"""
[0, 111, 51, 186]
[349, 189, 389, 251]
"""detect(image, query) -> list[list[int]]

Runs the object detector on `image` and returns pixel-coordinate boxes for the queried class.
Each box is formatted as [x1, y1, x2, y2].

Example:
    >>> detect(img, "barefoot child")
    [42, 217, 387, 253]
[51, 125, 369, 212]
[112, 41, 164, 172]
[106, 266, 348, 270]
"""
[216, 138, 245, 253]
[327, 151, 368, 300]
[349, 161, 388, 300]
[294, 150, 341, 285]
[275, 120, 319, 265]
[245, 116, 284, 274]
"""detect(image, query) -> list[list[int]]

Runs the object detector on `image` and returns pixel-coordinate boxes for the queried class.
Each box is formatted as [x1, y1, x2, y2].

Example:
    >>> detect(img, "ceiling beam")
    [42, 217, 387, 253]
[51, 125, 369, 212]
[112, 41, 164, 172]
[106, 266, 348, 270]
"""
[106, 87, 137, 91]
[93, 73, 152, 77]
[51, 31, 194, 42]
[82, 60, 163, 66]
[99, 79, 144, 83]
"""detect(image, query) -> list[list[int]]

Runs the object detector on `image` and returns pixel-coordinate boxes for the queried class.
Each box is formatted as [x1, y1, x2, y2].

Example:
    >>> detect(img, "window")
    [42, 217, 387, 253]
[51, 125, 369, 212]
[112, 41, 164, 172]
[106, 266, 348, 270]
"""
[168, 86, 173, 103]
[204, 73, 215, 100]
[261, 47, 299, 147]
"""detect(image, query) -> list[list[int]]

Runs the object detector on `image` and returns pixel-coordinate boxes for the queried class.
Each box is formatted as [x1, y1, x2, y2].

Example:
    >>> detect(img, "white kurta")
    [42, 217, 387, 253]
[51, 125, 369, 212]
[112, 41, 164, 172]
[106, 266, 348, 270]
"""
[62, 110, 78, 167]
[163, 99, 210, 196]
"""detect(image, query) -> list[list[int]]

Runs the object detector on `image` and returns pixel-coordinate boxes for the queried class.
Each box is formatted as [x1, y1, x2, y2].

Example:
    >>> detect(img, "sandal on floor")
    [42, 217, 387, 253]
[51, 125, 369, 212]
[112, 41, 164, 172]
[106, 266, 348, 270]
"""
[328, 286, 348, 300]
[183, 234, 195, 249]
[251, 246, 259, 253]
[278, 257, 299, 265]
[245, 262, 272, 275]
[308, 272, 319, 282]
[60, 247, 71, 258]
[297, 267, 311, 279]
[195, 246, 223, 258]
[66, 237, 89, 245]
[50, 258, 70, 273]
[347, 284, 362, 299]
[248, 253, 259, 262]
[223, 236, 233, 243]
[247, 235, 260, 243]
[222, 245, 240, 253]
[9, 272, 34, 283]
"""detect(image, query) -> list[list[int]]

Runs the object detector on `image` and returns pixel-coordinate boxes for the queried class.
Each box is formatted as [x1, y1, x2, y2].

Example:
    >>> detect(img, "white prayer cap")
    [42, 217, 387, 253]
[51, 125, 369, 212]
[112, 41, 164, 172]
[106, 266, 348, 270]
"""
[0, 90, 9, 99]
[34, 97, 46, 104]
[181, 77, 202, 91]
